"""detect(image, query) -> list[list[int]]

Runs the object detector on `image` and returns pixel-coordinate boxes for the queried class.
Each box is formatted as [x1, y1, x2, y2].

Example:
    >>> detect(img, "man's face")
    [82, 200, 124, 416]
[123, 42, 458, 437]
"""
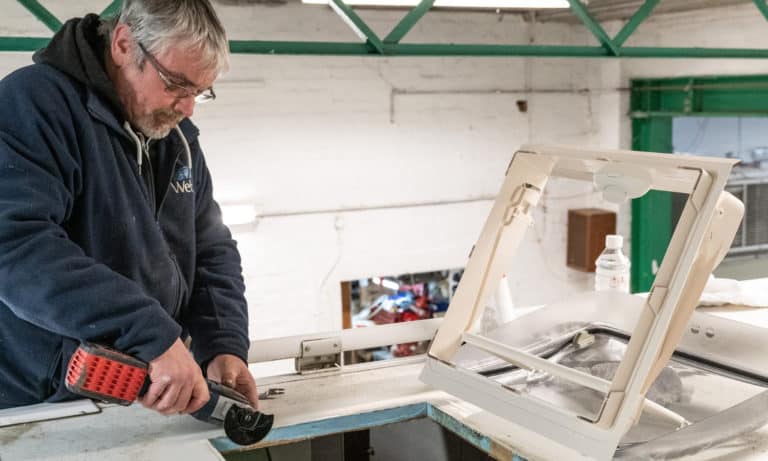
[114, 31, 217, 139]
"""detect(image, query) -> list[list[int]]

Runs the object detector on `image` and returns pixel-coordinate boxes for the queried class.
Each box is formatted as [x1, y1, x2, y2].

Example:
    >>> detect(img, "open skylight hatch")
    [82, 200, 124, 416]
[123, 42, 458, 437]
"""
[420, 145, 768, 460]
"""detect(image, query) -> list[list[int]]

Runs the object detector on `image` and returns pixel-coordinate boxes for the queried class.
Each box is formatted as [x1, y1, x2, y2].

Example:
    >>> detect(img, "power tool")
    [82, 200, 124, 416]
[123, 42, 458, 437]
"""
[64, 342, 274, 445]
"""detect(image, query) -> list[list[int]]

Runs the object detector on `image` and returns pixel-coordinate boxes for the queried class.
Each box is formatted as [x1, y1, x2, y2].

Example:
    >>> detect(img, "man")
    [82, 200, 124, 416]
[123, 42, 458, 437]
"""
[0, 0, 257, 415]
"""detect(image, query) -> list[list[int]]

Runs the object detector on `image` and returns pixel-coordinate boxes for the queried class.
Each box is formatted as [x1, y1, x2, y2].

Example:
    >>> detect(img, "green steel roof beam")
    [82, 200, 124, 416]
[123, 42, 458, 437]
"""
[4, 39, 768, 58]
[568, 0, 620, 56]
[621, 46, 768, 58]
[613, 0, 660, 47]
[16, 0, 62, 34]
[101, 0, 123, 19]
[230, 40, 370, 55]
[229, 41, 606, 56]
[392, 43, 608, 57]
[329, 0, 385, 54]
[0, 36, 50, 52]
[754, 0, 768, 21]
[384, 0, 435, 44]
[226, 42, 768, 58]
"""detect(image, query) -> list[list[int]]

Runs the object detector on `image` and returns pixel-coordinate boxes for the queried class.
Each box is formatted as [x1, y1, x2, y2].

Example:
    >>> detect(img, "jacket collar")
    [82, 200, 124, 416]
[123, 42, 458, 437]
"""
[86, 89, 127, 138]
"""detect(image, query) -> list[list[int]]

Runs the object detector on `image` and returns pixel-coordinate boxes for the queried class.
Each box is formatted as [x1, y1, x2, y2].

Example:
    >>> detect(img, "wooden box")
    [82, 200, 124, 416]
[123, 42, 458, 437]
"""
[567, 208, 616, 272]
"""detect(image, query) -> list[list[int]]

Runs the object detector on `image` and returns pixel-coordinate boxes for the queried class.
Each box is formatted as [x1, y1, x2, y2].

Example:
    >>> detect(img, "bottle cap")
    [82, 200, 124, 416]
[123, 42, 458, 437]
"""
[605, 234, 623, 249]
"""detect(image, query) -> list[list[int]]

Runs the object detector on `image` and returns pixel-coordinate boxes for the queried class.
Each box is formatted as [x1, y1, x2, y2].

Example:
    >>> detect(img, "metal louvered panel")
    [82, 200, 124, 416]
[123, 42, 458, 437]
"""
[746, 182, 768, 246]
[727, 178, 768, 255]
[726, 185, 745, 248]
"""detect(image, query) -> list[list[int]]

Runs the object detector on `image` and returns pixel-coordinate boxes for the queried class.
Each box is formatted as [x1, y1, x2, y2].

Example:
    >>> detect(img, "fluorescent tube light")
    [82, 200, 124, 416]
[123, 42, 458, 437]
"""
[303, 0, 569, 7]
[221, 204, 257, 226]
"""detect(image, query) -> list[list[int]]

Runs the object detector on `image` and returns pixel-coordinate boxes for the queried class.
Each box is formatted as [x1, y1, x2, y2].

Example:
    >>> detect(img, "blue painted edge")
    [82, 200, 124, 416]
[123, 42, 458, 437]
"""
[211, 402, 428, 452]
[426, 404, 529, 461]
[426, 404, 493, 453]
[212, 401, 528, 460]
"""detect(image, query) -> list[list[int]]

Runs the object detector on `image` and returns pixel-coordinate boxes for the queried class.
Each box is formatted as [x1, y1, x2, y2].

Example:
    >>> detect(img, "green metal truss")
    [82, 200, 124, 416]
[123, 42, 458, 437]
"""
[15, 0, 62, 33]
[2, 0, 768, 57]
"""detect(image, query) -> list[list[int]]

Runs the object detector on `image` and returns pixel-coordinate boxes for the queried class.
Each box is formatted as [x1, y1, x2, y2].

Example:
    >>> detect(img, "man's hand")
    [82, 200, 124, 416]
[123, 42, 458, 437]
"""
[140, 338, 209, 415]
[206, 354, 259, 408]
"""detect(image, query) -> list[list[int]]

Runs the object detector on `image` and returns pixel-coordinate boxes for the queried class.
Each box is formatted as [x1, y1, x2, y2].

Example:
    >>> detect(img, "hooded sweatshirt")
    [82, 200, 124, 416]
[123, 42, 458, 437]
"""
[0, 15, 249, 407]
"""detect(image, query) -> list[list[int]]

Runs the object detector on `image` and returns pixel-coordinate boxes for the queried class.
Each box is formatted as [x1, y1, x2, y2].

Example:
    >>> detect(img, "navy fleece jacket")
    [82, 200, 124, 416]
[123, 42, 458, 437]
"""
[0, 15, 249, 407]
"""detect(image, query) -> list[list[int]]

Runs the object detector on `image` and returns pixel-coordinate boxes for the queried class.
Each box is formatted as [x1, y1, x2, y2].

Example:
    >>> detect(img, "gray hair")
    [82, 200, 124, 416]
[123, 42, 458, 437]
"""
[101, 0, 230, 76]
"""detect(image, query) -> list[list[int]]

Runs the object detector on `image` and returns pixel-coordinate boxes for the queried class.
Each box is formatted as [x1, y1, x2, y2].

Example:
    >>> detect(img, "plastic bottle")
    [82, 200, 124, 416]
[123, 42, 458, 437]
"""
[594, 234, 630, 293]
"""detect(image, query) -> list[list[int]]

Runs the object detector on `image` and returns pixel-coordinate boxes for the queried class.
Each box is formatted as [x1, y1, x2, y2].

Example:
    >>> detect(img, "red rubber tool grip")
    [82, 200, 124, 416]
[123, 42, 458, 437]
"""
[65, 343, 149, 406]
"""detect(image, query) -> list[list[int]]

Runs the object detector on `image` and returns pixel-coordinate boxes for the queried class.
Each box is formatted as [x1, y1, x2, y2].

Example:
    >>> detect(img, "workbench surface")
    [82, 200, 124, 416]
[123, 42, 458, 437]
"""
[2, 278, 768, 461]
[1, 359, 567, 461]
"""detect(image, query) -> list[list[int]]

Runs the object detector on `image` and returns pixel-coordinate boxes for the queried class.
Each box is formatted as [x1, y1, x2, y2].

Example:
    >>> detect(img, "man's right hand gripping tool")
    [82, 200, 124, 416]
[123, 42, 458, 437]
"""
[64, 342, 274, 445]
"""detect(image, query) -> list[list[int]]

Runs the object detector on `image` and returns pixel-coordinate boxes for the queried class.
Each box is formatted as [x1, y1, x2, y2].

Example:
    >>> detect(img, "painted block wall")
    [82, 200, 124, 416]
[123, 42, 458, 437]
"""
[2, 2, 766, 367]
[196, 4, 619, 346]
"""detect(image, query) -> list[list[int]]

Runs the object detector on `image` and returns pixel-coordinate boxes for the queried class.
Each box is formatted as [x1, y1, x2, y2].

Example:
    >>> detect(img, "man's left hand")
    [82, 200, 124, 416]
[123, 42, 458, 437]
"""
[206, 354, 259, 408]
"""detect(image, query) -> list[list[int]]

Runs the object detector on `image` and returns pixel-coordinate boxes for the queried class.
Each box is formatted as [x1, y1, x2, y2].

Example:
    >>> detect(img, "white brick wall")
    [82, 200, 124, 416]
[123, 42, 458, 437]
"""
[195, 4, 612, 341]
[2, 1, 767, 350]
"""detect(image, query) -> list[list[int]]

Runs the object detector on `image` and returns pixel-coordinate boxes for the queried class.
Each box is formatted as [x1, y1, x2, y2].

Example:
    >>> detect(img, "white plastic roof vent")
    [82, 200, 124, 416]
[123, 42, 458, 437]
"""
[421, 144, 745, 460]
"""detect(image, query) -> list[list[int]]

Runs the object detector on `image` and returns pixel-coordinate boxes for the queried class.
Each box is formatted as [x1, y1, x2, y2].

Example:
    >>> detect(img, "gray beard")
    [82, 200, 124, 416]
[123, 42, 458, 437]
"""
[135, 108, 185, 139]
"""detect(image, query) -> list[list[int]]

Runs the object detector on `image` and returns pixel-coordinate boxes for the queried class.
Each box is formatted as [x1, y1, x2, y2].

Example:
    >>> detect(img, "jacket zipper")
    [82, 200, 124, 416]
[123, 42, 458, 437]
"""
[130, 128, 186, 317]
[155, 147, 183, 220]
[140, 136, 157, 215]
[169, 254, 184, 320]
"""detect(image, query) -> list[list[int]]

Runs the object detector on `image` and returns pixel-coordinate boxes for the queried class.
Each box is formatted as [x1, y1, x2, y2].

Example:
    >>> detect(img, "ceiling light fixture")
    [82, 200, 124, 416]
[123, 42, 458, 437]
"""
[221, 204, 258, 227]
[302, 0, 569, 9]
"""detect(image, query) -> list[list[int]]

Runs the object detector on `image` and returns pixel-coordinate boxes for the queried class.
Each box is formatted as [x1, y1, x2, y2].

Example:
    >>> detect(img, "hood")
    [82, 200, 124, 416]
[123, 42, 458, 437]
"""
[33, 14, 124, 118]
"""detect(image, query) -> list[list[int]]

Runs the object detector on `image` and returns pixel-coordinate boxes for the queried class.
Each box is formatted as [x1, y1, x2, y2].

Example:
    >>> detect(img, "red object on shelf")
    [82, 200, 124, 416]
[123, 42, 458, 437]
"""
[393, 342, 417, 357]
[370, 307, 398, 324]
[400, 311, 420, 322]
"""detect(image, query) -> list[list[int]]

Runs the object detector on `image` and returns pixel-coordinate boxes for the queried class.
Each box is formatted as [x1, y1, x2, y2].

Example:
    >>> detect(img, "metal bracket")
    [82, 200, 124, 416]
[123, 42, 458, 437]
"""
[296, 337, 342, 374]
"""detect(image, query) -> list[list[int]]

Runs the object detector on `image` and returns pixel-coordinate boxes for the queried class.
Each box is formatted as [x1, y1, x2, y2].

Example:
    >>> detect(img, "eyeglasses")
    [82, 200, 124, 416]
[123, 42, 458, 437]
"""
[137, 42, 216, 104]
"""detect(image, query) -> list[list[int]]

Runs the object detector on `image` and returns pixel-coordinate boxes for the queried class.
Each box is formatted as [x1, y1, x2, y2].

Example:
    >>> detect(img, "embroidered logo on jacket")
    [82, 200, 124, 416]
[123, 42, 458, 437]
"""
[171, 165, 193, 194]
